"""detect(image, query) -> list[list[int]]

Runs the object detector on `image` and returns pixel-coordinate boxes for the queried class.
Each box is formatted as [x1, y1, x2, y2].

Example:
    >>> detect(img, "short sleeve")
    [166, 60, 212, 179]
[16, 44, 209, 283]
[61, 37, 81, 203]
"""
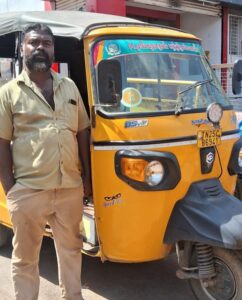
[0, 87, 13, 140]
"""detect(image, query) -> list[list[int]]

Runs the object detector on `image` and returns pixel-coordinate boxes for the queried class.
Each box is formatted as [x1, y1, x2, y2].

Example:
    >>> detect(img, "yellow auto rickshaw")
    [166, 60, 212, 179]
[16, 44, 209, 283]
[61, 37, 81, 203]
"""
[1, 10, 242, 300]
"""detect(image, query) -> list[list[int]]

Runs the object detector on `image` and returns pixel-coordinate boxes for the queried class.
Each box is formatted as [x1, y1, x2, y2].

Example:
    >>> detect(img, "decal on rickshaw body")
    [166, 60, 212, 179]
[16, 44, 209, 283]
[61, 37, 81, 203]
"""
[124, 119, 148, 128]
[191, 119, 210, 126]
[103, 193, 123, 208]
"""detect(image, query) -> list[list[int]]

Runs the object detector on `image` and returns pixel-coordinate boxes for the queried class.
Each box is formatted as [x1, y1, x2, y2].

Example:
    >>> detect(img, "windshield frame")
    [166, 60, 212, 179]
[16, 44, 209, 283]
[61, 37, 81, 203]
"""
[90, 35, 232, 119]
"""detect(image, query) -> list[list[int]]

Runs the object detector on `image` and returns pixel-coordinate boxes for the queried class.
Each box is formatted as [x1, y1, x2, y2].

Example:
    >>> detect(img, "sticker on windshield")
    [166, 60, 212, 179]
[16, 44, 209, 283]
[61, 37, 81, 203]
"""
[106, 41, 121, 56]
[93, 39, 203, 65]
[121, 87, 142, 108]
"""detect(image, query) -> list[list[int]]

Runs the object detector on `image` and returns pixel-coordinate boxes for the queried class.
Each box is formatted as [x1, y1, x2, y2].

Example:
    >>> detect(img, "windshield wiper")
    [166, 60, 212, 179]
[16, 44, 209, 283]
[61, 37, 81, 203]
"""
[175, 78, 213, 115]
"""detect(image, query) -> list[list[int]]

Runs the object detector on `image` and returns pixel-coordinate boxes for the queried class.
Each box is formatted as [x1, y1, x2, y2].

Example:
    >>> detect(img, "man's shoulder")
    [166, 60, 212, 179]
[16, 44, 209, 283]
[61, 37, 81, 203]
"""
[60, 75, 77, 87]
[52, 71, 77, 89]
[0, 78, 19, 98]
[59, 76, 80, 97]
[62, 76, 74, 83]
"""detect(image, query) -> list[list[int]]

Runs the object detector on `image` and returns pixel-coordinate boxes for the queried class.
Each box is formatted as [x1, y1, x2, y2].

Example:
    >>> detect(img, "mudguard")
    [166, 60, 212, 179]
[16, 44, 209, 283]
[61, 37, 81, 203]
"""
[164, 178, 242, 249]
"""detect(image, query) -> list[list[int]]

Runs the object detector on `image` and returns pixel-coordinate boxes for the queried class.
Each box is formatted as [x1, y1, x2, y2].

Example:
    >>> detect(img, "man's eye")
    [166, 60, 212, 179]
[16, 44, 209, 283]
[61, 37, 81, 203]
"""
[30, 41, 38, 46]
[44, 42, 52, 47]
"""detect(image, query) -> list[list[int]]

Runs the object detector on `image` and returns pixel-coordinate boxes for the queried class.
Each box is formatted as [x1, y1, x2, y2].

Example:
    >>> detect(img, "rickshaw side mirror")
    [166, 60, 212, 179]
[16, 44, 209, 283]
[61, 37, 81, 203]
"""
[97, 59, 122, 105]
[232, 60, 242, 95]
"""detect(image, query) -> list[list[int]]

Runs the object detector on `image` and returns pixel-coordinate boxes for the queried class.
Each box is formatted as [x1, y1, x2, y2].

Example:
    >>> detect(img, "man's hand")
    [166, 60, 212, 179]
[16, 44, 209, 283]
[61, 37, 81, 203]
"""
[0, 138, 15, 195]
[77, 128, 92, 198]
[82, 174, 92, 198]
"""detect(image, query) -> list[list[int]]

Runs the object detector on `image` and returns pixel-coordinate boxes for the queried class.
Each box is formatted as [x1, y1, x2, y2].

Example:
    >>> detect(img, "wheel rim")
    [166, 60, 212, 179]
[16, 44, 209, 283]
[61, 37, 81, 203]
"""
[200, 257, 236, 300]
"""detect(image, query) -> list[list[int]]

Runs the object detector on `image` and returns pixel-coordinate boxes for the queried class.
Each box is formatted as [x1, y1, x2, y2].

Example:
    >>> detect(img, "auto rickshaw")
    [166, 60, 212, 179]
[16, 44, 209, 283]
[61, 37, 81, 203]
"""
[1, 10, 242, 300]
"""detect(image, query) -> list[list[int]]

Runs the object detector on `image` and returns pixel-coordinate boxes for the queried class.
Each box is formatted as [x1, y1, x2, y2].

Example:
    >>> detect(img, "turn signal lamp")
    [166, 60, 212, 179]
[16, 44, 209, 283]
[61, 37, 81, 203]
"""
[120, 158, 165, 186]
[121, 158, 148, 182]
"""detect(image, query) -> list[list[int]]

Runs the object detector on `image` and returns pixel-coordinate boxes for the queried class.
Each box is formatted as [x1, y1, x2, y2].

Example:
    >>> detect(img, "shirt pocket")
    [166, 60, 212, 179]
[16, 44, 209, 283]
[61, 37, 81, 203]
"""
[64, 100, 78, 132]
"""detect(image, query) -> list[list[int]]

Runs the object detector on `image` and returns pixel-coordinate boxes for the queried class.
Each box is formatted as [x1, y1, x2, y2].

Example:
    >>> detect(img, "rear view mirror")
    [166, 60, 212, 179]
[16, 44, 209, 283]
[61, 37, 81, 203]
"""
[97, 59, 122, 105]
[232, 60, 242, 95]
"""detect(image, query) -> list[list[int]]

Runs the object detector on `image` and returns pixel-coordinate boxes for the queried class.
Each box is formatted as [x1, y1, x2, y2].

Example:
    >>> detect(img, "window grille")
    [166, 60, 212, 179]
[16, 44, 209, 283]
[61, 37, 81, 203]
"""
[229, 15, 242, 56]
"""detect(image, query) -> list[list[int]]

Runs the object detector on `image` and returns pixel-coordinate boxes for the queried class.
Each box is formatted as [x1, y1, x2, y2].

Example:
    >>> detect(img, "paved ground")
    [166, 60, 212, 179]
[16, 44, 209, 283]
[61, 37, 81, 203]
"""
[0, 236, 195, 300]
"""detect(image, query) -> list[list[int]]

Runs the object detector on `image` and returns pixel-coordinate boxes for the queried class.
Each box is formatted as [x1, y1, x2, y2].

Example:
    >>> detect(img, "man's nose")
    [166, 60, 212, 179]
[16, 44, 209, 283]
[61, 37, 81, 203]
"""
[36, 42, 44, 50]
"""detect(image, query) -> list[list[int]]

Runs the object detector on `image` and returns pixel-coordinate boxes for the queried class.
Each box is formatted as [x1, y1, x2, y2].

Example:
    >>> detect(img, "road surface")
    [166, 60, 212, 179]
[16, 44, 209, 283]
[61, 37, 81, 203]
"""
[0, 236, 195, 300]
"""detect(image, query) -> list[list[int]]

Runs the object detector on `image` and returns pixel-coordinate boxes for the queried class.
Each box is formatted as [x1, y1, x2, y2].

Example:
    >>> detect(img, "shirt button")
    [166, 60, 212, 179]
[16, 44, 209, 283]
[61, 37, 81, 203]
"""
[61, 161, 63, 165]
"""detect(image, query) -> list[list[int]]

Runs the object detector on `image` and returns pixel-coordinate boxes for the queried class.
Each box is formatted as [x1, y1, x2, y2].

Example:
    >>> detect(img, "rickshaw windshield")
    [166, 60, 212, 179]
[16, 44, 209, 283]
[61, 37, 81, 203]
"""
[93, 38, 230, 114]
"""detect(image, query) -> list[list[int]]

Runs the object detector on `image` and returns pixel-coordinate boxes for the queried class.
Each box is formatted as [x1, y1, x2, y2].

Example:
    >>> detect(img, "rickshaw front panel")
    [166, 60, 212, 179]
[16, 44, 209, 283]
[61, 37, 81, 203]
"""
[90, 114, 238, 261]
[83, 32, 239, 261]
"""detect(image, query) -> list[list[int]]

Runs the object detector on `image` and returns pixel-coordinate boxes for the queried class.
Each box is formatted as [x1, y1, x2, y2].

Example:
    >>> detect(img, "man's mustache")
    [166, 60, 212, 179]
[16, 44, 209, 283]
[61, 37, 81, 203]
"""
[31, 50, 49, 61]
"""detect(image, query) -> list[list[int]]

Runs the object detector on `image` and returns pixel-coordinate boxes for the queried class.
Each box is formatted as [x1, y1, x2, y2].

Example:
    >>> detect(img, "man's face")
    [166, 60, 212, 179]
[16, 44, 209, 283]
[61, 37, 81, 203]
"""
[21, 30, 54, 72]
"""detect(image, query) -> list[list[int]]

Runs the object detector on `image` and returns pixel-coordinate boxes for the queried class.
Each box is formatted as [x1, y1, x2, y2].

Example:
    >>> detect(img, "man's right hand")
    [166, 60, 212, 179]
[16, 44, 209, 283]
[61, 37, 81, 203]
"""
[0, 138, 15, 196]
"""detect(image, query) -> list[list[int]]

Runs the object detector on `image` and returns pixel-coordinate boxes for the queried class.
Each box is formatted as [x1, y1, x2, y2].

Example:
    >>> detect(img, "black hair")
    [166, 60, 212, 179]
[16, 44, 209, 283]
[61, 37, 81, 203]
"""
[22, 23, 54, 42]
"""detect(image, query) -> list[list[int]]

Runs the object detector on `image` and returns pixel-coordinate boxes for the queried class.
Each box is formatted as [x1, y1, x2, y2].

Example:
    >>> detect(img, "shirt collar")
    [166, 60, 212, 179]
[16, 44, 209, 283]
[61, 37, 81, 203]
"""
[17, 69, 63, 89]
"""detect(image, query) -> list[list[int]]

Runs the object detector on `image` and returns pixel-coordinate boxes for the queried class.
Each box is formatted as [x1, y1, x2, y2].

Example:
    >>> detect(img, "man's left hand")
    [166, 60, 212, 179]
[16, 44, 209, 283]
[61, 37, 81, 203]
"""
[83, 175, 92, 198]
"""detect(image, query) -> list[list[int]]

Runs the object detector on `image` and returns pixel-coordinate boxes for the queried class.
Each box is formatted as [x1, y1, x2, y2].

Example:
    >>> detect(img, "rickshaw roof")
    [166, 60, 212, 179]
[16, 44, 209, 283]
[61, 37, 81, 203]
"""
[0, 10, 143, 40]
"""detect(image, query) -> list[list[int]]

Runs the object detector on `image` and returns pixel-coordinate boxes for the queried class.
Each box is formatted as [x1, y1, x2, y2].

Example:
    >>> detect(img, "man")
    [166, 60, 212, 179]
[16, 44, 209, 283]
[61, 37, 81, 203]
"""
[0, 23, 91, 300]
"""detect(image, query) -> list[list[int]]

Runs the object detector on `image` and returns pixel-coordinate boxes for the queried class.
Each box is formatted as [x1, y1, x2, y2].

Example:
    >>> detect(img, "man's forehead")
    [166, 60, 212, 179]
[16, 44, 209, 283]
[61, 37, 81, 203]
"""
[24, 30, 53, 41]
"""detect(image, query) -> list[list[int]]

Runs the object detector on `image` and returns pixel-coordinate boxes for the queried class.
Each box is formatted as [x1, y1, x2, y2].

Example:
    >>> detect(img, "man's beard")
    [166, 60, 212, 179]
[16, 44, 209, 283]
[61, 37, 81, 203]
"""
[24, 50, 52, 72]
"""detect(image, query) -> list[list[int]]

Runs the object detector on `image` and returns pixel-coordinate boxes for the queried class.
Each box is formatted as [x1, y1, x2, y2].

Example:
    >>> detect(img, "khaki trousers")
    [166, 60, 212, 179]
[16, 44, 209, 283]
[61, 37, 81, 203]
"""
[6, 183, 83, 300]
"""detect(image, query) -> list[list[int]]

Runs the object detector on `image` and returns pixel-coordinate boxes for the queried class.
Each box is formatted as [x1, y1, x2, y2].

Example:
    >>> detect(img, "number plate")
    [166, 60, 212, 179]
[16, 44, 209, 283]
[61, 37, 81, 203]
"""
[197, 129, 222, 148]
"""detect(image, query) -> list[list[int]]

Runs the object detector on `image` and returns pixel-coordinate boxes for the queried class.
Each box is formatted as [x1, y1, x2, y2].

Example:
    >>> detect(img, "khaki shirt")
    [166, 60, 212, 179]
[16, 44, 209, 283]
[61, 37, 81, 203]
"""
[0, 70, 90, 189]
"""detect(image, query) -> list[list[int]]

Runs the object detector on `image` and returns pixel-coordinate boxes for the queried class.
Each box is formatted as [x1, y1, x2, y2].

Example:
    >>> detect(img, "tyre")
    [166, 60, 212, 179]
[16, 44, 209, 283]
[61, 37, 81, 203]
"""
[234, 176, 242, 201]
[0, 224, 10, 248]
[189, 247, 242, 300]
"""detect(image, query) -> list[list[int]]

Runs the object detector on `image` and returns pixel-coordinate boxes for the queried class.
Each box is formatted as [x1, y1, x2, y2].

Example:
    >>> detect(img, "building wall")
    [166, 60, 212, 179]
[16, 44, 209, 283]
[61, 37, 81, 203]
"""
[0, 0, 44, 12]
[55, 0, 125, 15]
[181, 13, 222, 64]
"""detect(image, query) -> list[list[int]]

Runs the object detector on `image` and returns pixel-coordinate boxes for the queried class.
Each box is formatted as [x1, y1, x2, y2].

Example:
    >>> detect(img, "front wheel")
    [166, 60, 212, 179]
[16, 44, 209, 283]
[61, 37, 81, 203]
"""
[189, 247, 242, 300]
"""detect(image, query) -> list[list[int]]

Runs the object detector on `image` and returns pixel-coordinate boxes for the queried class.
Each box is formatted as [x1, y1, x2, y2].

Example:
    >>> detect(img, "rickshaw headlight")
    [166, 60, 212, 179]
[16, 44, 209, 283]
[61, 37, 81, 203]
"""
[144, 160, 164, 186]
[116, 150, 181, 191]
[207, 103, 223, 124]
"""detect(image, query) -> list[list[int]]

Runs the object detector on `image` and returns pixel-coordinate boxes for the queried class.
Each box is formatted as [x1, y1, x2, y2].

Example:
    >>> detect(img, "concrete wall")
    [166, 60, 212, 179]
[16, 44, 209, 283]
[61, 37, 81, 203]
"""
[181, 13, 222, 65]
[0, 0, 44, 12]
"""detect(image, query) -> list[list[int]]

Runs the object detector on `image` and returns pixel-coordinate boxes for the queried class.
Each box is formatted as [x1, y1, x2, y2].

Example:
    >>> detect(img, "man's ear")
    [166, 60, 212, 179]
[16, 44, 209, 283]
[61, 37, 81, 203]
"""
[20, 44, 23, 57]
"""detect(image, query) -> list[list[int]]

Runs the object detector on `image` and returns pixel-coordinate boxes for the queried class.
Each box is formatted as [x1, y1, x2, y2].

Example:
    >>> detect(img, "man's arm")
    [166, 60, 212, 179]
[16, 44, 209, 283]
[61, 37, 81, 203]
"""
[0, 138, 14, 195]
[77, 127, 92, 197]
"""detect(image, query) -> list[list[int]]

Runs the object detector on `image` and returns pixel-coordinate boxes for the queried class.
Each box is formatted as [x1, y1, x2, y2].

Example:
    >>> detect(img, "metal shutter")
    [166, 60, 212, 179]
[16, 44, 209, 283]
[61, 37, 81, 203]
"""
[55, 0, 86, 11]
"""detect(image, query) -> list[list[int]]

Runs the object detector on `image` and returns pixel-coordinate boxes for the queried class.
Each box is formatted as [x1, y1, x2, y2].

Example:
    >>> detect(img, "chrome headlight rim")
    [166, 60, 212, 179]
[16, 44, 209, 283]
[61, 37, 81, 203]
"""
[144, 160, 165, 186]
[207, 102, 223, 124]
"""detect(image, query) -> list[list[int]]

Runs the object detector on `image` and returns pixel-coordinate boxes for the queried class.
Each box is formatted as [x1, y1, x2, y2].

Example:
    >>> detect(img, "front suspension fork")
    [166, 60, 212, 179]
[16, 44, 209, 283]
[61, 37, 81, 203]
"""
[175, 241, 216, 282]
